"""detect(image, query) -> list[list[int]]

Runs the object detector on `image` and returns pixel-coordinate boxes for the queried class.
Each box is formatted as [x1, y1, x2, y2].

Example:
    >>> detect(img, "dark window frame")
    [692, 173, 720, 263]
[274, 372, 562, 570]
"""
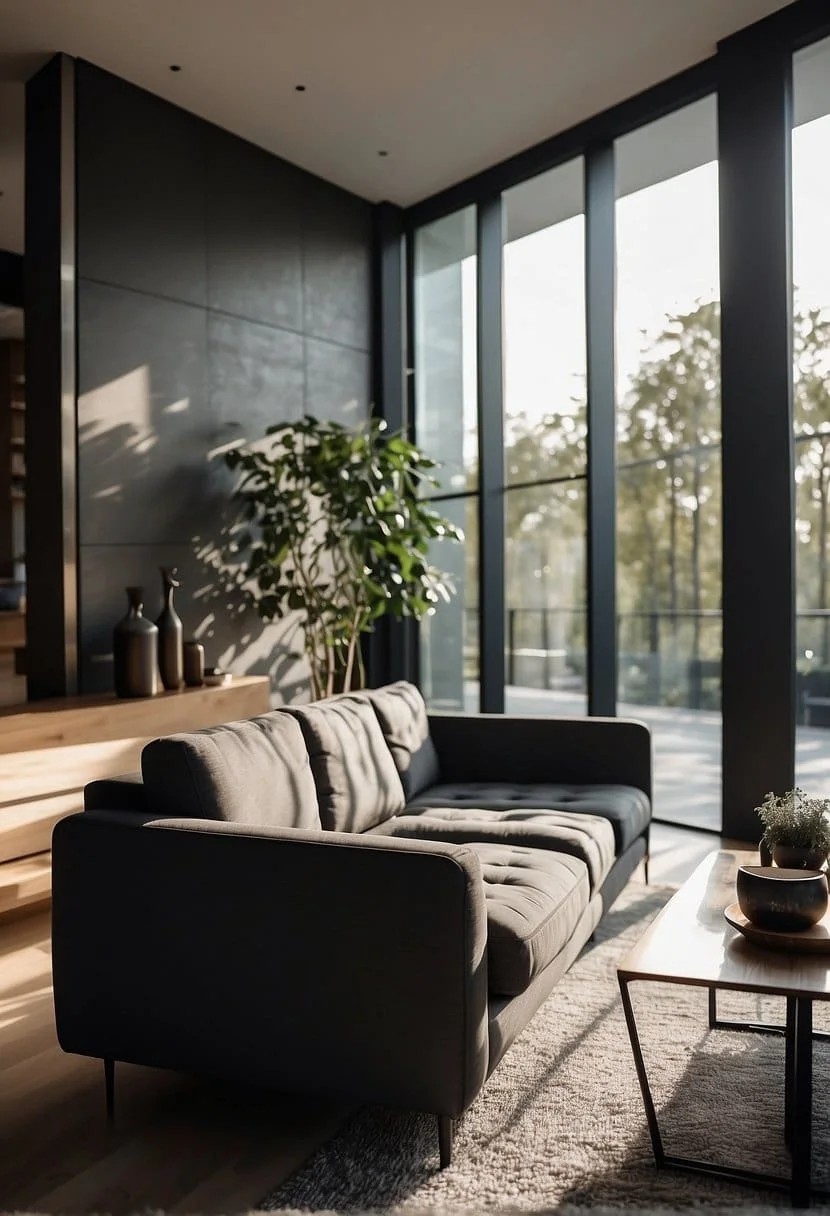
[390, 0, 830, 840]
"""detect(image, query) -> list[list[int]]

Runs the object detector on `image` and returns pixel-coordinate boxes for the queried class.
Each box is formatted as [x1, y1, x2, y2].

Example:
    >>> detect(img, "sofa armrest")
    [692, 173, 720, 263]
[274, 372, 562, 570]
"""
[84, 774, 146, 813]
[51, 812, 488, 1117]
[427, 713, 652, 803]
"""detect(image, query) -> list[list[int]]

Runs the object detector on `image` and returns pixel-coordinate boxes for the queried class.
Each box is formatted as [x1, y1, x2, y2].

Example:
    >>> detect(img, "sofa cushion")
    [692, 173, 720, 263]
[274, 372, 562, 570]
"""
[370, 805, 614, 891]
[468, 843, 590, 996]
[283, 696, 406, 832]
[405, 782, 650, 854]
[364, 681, 440, 799]
[140, 712, 320, 829]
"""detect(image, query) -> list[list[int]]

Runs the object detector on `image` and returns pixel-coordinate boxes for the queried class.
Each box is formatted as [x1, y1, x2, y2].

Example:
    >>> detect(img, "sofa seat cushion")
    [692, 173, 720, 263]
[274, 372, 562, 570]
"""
[364, 681, 440, 799]
[371, 806, 614, 891]
[141, 712, 320, 829]
[469, 843, 589, 997]
[405, 782, 650, 854]
[282, 696, 406, 833]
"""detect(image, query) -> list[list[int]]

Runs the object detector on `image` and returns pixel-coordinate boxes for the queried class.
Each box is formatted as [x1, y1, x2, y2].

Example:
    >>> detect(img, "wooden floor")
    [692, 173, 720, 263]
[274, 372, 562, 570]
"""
[0, 823, 734, 1214]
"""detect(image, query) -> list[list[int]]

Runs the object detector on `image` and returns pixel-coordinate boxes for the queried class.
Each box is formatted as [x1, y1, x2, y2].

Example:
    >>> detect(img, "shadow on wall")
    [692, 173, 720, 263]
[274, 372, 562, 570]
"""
[77, 349, 363, 703]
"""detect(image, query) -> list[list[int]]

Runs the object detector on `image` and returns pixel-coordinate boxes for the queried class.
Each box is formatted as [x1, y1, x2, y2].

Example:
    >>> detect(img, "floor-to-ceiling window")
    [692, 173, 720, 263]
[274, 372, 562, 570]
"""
[502, 159, 587, 715]
[413, 207, 479, 711]
[615, 97, 721, 830]
[793, 34, 830, 790]
[406, 5, 830, 841]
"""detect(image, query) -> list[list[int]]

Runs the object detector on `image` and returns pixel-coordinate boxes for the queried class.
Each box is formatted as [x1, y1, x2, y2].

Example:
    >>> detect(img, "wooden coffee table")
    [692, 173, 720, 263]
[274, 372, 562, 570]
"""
[618, 849, 830, 1208]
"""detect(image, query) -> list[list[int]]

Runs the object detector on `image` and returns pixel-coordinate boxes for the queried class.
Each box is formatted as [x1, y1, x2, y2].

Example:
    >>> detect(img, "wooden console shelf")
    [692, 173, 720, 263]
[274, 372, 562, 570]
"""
[0, 676, 271, 914]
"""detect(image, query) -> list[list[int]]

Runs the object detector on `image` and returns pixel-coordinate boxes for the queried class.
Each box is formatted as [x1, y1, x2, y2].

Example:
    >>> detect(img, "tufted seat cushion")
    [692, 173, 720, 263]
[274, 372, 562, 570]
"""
[405, 782, 650, 854]
[370, 805, 614, 891]
[464, 843, 590, 997]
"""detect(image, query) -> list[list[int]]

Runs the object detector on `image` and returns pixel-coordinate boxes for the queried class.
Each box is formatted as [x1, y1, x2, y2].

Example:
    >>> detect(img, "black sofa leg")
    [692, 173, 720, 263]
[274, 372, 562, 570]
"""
[643, 855, 650, 885]
[104, 1058, 115, 1125]
[438, 1115, 453, 1168]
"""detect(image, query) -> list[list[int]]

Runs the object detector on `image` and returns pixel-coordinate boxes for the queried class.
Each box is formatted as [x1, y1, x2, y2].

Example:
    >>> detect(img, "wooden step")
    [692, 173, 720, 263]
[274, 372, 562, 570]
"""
[0, 794, 82, 865]
[0, 853, 51, 916]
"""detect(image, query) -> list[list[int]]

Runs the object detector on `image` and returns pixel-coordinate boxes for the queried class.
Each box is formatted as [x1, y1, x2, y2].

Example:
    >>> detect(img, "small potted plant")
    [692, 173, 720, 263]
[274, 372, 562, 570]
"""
[756, 787, 830, 870]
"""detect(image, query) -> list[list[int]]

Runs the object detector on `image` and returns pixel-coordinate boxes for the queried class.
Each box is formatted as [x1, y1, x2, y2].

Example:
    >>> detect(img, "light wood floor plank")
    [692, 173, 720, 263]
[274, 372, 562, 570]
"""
[0, 907, 348, 1214]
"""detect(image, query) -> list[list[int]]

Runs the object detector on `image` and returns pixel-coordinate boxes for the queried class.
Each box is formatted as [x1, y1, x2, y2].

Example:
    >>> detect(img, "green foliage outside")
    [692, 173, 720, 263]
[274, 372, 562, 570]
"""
[225, 416, 462, 699]
[496, 298, 830, 708]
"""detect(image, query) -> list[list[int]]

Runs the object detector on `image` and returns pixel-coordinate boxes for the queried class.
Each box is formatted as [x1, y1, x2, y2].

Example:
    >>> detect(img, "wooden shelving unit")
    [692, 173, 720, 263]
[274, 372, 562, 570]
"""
[0, 676, 272, 917]
[0, 339, 25, 708]
[0, 339, 25, 577]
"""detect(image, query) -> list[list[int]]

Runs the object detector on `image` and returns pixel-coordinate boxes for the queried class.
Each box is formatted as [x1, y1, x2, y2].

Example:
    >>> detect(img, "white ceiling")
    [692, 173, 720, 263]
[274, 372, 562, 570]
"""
[0, 0, 796, 254]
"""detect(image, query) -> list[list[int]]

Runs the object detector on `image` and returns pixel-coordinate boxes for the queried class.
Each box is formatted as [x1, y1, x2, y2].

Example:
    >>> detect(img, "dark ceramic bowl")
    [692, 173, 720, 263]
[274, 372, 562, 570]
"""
[737, 865, 828, 932]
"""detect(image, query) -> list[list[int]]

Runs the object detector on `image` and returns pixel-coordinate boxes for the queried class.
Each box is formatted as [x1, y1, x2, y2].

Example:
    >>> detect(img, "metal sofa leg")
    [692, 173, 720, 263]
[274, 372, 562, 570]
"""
[104, 1058, 115, 1125]
[438, 1114, 453, 1168]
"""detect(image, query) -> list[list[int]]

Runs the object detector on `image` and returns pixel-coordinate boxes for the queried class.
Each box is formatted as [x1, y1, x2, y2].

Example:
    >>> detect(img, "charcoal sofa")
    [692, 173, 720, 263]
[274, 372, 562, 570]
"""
[51, 681, 651, 1167]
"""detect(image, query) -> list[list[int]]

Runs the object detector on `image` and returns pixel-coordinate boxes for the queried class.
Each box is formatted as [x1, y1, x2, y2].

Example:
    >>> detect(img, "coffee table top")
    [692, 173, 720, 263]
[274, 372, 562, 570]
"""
[617, 849, 830, 1000]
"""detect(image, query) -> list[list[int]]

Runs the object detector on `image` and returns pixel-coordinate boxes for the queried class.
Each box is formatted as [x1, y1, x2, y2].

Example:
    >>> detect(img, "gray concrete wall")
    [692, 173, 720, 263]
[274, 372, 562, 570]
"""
[74, 62, 372, 697]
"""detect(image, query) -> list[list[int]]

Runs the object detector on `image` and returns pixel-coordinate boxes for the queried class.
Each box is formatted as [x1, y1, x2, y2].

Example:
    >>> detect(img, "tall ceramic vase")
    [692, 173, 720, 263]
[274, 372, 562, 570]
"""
[113, 587, 158, 698]
[156, 566, 183, 690]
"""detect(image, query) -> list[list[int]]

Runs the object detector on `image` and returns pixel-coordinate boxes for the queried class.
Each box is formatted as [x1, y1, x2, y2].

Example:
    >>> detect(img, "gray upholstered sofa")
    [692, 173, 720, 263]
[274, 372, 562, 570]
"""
[51, 681, 651, 1167]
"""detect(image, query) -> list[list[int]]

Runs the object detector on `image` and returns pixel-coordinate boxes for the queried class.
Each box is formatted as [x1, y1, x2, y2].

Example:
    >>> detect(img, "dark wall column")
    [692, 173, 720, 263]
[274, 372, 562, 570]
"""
[369, 200, 412, 685]
[718, 28, 795, 838]
[0, 251, 23, 307]
[584, 143, 617, 718]
[24, 54, 78, 698]
[477, 195, 505, 713]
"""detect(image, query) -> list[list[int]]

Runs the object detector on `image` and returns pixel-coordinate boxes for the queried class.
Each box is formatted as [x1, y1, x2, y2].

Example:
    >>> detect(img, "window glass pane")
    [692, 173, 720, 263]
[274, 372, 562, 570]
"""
[794, 35, 830, 789]
[504, 480, 587, 713]
[414, 208, 477, 495]
[419, 495, 479, 712]
[503, 159, 586, 485]
[615, 96, 721, 831]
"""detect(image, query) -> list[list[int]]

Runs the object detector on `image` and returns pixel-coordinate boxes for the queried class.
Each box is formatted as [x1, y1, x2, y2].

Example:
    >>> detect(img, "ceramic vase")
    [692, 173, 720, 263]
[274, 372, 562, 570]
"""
[156, 566, 183, 690]
[113, 587, 158, 698]
[772, 843, 828, 871]
[183, 640, 205, 687]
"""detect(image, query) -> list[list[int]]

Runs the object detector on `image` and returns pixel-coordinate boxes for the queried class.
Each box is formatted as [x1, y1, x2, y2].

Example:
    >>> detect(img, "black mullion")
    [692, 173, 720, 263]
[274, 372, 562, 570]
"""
[369, 201, 410, 685]
[585, 143, 617, 717]
[476, 196, 506, 714]
[718, 26, 795, 840]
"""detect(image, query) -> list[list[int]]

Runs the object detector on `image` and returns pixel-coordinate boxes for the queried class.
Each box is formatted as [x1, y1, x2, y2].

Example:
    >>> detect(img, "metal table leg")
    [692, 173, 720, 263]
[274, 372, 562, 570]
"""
[709, 988, 830, 1043]
[619, 975, 819, 1205]
[618, 974, 665, 1166]
[790, 996, 813, 1209]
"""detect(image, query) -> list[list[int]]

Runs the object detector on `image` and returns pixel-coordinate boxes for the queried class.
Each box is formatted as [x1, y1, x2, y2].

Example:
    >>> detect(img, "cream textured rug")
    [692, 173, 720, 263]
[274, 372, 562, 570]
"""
[263, 883, 830, 1213]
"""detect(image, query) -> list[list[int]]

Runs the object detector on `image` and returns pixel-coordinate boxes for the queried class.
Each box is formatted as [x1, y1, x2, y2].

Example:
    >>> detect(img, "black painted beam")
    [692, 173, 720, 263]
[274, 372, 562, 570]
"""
[585, 144, 617, 718]
[476, 196, 505, 714]
[718, 26, 795, 839]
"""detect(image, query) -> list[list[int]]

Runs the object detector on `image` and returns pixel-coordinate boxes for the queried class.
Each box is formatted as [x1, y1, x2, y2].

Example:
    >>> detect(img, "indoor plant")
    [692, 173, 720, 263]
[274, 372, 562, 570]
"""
[755, 787, 830, 869]
[225, 415, 462, 699]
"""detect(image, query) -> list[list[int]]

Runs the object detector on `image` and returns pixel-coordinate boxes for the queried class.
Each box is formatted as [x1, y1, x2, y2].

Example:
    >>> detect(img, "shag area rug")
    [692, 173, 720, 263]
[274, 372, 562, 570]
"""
[263, 881, 830, 1213]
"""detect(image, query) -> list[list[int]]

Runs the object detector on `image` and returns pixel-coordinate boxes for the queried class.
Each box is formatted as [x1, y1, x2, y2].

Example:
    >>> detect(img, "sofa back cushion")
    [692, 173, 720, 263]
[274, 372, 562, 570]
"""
[141, 712, 321, 829]
[285, 696, 406, 832]
[365, 681, 440, 800]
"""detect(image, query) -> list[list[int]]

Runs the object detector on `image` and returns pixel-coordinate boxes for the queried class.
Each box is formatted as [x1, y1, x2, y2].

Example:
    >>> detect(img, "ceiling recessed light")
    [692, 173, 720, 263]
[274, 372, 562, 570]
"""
[169, 64, 182, 72]
[378, 150, 389, 157]
[295, 84, 306, 92]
